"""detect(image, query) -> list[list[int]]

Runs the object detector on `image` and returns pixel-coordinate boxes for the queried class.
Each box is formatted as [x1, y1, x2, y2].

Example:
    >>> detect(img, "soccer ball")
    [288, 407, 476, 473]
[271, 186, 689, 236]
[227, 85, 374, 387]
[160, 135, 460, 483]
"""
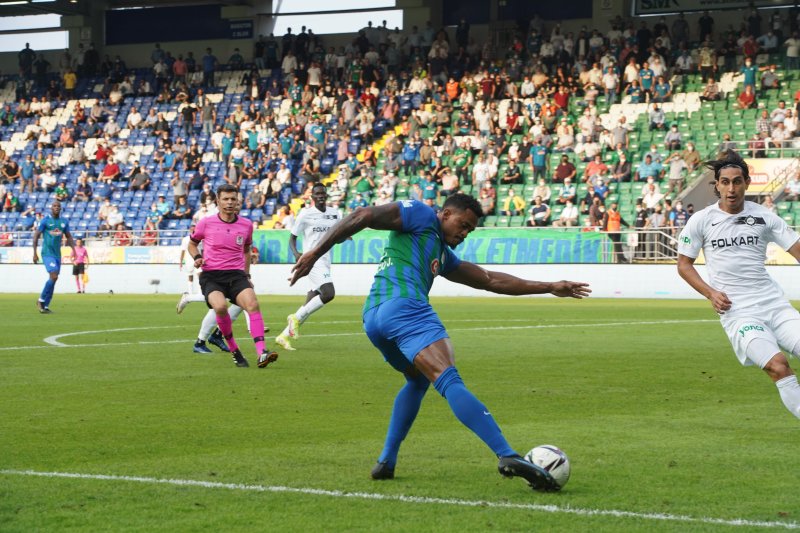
[524, 444, 571, 490]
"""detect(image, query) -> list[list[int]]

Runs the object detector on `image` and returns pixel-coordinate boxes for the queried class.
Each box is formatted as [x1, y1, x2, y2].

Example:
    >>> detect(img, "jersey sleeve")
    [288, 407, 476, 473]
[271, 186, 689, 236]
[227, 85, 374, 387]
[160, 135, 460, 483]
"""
[439, 246, 462, 276]
[291, 209, 306, 237]
[245, 223, 253, 247]
[767, 212, 800, 251]
[399, 200, 435, 233]
[37, 217, 46, 233]
[677, 212, 704, 258]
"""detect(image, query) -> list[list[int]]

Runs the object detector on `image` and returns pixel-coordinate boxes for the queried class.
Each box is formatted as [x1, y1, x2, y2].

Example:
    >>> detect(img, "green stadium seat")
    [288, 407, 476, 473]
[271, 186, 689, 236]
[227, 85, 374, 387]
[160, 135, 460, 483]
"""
[777, 202, 792, 214]
[509, 216, 525, 227]
[495, 216, 510, 227]
[483, 215, 498, 227]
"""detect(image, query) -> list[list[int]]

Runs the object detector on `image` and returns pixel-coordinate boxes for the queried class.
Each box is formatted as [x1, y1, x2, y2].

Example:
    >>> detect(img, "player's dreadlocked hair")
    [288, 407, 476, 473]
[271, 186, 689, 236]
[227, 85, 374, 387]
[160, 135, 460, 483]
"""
[443, 193, 484, 219]
[705, 149, 750, 198]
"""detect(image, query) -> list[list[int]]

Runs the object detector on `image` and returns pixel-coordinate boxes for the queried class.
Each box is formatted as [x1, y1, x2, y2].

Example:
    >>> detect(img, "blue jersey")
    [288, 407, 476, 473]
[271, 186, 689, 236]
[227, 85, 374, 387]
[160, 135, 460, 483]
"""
[364, 200, 461, 311]
[639, 68, 654, 89]
[38, 216, 68, 258]
[531, 145, 548, 167]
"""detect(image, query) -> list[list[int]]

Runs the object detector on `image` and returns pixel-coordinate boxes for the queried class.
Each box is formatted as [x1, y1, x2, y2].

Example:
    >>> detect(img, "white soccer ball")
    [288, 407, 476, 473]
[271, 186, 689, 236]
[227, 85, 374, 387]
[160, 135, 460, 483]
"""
[524, 444, 571, 490]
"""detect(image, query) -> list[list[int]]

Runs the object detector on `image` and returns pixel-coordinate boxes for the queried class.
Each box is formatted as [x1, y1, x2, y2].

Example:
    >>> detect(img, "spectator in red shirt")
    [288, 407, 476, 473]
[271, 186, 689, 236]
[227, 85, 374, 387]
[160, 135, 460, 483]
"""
[737, 85, 757, 109]
[100, 161, 120, 184]
[553, 85, 570, 110]
[94, 142, 110, 162]
[583, 154, 609, 184]
[553, 154, 577, 183]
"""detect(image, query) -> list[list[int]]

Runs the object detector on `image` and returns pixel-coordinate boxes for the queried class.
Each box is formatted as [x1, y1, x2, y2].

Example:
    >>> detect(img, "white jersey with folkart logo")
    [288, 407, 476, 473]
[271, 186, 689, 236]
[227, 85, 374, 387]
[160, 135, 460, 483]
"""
[677, 201, 799, 315]
[291, 205, 342, 260]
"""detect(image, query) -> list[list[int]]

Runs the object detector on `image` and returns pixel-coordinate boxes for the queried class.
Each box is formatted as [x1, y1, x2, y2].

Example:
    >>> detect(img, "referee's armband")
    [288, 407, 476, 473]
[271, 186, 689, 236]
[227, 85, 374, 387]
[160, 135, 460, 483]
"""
[193, 254, 202, 261]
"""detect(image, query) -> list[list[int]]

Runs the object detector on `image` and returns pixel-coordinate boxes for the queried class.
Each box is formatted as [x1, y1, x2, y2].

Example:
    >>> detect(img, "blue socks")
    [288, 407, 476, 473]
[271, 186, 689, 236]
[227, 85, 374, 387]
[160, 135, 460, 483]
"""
[40, 278, 56, 307]
[433, 366, 516, 458]
[378, 366, 517, 468]
[378, 372, 429, 467]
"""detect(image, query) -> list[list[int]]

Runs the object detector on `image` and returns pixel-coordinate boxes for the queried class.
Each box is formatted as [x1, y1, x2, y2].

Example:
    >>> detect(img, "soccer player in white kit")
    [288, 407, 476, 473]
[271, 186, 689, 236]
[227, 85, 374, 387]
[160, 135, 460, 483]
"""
[677, 150, 800, 419]
[180, 224, 200, 294]
[276, 183, 342, 351]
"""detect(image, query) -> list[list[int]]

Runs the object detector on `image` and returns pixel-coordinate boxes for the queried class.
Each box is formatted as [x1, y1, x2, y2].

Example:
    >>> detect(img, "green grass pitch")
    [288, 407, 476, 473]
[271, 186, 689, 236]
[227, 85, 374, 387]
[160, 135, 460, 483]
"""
[1, 293, 798, 532]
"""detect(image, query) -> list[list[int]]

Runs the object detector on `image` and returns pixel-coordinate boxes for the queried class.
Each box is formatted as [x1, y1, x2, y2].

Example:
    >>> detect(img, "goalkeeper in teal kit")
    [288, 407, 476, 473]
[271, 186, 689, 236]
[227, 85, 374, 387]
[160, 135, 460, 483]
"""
[291, 194, 590, 491]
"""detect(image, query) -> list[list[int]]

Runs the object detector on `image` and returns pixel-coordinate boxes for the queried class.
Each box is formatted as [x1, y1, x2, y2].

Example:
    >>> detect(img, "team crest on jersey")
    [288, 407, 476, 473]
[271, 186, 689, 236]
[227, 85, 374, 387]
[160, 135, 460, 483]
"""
[734, 215, 765, 226]
[430, 258, 440, 275]
[236, 235, 244, 246]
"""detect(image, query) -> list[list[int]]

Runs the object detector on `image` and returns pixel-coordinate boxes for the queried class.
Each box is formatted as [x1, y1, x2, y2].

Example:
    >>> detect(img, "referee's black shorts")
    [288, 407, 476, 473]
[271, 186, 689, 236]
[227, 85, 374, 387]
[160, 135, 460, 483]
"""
[199, 269, 250, 308]
[72, 263, 85, 276]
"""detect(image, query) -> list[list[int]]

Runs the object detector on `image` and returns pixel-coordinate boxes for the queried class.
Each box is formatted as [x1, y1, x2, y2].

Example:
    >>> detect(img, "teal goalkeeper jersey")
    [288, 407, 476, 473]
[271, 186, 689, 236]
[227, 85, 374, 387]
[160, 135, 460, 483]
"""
[363, 200, 461, 311]
[37, 215, 69, 258]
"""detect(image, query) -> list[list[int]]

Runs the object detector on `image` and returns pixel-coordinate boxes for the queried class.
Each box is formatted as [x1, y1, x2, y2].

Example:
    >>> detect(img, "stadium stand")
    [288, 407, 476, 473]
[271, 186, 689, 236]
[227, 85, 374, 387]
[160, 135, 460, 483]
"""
[1, 7, 799, 250]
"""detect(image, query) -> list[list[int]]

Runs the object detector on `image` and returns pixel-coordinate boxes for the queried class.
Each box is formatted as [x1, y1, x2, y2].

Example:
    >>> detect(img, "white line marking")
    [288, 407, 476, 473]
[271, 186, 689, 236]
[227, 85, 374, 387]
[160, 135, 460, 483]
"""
[0, 469, 796, 530]
[43, 326, 184, 347]
[0, 319, 718, 352]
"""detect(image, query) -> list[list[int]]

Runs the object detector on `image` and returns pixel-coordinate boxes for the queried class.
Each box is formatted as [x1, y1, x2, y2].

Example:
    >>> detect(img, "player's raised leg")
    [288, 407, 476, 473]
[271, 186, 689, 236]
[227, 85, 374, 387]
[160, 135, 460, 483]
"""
[415, 338, 558, 492]
[278, 283, 335, 349]
[177, 292, 206, 314]
[767, 354, 800, 419]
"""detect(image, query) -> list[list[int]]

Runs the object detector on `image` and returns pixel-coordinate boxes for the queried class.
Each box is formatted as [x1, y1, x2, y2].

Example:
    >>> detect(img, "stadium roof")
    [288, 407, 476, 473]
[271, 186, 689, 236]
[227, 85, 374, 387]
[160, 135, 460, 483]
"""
[0, 0, 253, 18]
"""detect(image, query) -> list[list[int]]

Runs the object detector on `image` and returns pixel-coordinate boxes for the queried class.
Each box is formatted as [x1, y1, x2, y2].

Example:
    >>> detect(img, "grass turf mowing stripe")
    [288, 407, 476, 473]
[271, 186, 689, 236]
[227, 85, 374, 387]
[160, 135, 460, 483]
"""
[1, 469, 797, 530]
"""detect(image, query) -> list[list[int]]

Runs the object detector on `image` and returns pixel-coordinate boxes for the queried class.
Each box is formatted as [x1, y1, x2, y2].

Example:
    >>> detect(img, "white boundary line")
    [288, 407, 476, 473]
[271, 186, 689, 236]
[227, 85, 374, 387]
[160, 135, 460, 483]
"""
[0, 319, 718, 352]
[43, 326, 184, 347]
[1, 469, 797, 530]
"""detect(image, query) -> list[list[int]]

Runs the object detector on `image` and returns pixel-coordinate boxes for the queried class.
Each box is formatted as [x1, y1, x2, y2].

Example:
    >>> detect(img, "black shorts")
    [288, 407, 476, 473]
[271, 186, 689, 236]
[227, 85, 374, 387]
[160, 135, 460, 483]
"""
[199, 269, 250, 308]
[72, 263, 85, 276]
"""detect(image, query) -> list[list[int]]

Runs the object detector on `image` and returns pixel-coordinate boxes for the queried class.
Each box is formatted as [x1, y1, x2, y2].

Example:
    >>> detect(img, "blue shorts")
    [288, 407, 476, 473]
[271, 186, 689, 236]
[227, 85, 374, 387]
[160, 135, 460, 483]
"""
[362, 297, 449, 373]
[42, 256, 61, 274]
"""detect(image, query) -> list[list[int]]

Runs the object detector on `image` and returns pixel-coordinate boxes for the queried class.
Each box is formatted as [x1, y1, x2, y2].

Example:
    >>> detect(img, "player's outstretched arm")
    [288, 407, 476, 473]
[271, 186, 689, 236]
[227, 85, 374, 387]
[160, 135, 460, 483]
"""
[290, 203, 402, 285]
[444, 261, 591, 298]
[788, 240, 800, 263]
[677, 253, 731, 313]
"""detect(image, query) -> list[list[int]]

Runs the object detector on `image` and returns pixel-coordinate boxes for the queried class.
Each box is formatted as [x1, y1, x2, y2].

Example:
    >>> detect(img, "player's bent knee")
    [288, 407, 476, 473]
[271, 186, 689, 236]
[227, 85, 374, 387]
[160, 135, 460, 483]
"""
[763, 353, 793, 382]
[413, 338, 455, 382]
[319, 283, 335, 303]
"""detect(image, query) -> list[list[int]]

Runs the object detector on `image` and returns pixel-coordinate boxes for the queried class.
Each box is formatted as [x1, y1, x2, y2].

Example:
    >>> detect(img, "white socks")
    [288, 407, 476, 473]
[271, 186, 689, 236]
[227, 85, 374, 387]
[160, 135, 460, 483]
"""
[228, 304, 250, 332]
[296, 295, 324, 323]
[776, 375, 800, 419]
[281, 296, 325, 337]
[198, 309, 218, 341]
[198, 304, 247, 340]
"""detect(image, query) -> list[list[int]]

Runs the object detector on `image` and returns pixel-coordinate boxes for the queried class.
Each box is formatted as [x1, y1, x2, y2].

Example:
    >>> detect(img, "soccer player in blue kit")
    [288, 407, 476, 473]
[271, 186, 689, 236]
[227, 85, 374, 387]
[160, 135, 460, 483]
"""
[33, 200, 76, 313]
[290, 194, 591, 491]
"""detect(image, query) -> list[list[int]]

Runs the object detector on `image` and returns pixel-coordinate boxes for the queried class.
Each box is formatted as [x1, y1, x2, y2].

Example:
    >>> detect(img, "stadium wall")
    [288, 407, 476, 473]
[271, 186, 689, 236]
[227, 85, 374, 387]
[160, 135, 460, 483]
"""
[1, 263, 798, 300]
